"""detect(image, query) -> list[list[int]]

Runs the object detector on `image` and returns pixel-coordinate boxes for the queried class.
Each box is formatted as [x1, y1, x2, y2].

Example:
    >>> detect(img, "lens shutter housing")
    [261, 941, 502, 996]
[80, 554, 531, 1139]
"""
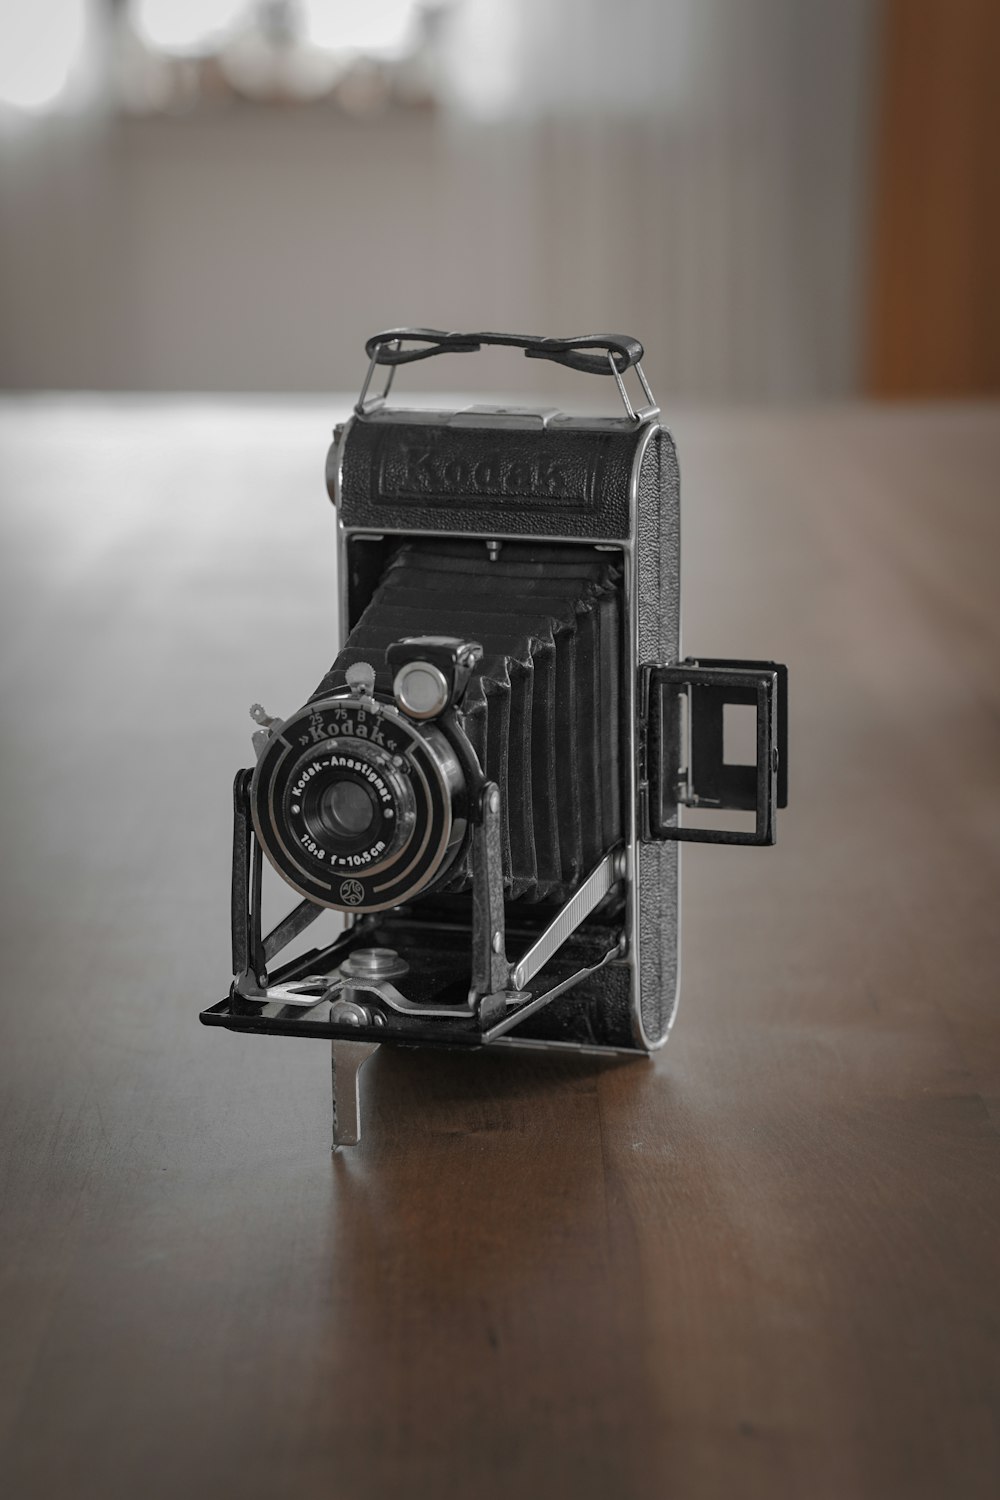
[250, 701, 465, 912]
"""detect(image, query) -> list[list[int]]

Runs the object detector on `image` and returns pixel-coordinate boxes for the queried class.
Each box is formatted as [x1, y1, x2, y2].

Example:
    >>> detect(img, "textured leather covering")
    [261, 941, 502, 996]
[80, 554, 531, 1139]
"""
[634, 427, 681, 1047]
[334, 415, 644, 540]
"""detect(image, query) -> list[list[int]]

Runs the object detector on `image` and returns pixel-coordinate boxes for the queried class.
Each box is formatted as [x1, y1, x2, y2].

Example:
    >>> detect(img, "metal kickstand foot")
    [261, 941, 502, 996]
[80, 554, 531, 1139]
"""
[331, 1039, 381, 1149]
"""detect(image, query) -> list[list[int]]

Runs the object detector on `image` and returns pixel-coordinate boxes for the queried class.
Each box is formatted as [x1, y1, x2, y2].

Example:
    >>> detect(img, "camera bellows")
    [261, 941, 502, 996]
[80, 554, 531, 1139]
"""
[316, 540, 624, 902]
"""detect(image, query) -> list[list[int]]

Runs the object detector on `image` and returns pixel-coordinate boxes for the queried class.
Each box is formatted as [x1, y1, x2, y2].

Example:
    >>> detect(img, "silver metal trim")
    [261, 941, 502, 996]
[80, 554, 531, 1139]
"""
[332, 416, 354, 645]
[233, 972, 327, 1005]
[483, 942, 619, 1043]
[393, 660, 450, 720]
[510, 848, 623, 991]
[262, 898, 324, 964]
[358, 406, 650, 433]
[492, 1034, 645, 1058]
[606, 350, 660, 423]
[322, 973, 475, 1020]
[341, 524, 635, 546]
[355, 341, 399, 415]
[331, 1038, 380, 1147]
[449, 406, 561, 428]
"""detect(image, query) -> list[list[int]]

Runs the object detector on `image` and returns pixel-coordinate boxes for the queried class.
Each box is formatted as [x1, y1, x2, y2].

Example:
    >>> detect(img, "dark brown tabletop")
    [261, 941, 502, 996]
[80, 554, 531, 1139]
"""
[1, 397, 998, 1500]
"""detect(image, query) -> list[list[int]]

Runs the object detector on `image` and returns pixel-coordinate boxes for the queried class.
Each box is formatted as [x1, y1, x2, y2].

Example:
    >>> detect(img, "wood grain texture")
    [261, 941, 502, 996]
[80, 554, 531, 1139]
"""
[0, 398, 998, 1499]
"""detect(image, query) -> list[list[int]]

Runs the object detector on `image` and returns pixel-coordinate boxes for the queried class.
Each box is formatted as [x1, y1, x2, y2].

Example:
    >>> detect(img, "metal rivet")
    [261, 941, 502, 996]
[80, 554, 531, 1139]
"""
[487, 787, 500, 815]
[492, 931, 503, 954]
[329, 997, 371, 1027]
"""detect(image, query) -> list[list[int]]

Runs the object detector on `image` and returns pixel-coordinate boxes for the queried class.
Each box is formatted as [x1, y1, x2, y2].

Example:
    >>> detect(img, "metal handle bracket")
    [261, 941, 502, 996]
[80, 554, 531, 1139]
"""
[355, 327, 658, 422]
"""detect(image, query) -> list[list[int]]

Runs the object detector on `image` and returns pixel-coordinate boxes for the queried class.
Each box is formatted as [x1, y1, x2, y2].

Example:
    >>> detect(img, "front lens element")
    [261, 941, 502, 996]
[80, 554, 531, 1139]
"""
[296, 752, 406, 866]
[318, 779, 376, 839]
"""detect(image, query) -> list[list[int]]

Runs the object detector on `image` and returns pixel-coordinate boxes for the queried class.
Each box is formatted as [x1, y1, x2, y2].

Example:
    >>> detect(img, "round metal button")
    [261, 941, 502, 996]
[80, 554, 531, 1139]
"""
[392, 660, 449, 719]
[340, 947, 410, 982]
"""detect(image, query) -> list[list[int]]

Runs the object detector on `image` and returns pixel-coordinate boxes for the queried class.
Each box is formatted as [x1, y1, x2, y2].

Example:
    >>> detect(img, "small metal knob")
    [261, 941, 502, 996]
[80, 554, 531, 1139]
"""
[345, 662, 377, 698]
[340, 947, 410, 981]
[250, 704, 280, 761]
[393, 660, 450, 720]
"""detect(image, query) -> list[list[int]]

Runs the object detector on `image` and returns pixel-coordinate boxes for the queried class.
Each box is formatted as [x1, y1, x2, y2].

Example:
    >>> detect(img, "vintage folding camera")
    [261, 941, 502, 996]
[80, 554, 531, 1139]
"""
[201, 329, 788, 1145]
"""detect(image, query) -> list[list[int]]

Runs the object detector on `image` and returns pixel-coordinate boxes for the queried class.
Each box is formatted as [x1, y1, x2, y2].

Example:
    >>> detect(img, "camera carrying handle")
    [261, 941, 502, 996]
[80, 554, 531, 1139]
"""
[356, 328, 659, 421]
[364, 328, 644, 375]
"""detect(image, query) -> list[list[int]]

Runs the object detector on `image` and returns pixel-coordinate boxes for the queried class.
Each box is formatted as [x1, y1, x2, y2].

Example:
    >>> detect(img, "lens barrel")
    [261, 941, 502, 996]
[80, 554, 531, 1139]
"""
[250, 694, 466, 912]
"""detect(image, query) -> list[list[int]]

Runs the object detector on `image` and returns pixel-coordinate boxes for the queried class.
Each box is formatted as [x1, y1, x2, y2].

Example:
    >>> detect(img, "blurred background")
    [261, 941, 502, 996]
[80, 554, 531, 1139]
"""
[0, 0, 997, 402]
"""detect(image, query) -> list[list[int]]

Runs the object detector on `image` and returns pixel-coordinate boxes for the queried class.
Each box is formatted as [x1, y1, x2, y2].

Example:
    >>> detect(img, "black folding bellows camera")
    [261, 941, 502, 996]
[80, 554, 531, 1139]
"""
[201, 329, 788, 1145]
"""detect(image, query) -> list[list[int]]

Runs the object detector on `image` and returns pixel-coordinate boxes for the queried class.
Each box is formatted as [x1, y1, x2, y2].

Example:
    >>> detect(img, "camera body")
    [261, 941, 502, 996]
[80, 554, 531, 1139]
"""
[201, 330, 787, 1143]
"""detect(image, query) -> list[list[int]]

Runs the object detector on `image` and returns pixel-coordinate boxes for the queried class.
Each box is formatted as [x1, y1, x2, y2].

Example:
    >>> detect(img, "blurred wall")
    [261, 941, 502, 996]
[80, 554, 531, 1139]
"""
[867, 0, 1000, 395]
[0, 0, 878, 399]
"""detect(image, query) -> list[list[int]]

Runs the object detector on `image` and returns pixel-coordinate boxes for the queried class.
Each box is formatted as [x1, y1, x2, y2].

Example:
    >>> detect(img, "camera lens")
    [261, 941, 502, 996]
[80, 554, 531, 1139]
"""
[251, 703, 467, 913]
[317, 779, 375, 839]
[298, 760, 397, 861]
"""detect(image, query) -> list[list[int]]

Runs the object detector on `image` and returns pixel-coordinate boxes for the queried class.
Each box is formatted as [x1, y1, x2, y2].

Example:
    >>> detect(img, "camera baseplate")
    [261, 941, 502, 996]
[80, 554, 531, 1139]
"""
[202, 645, 787, 1144]
[200, 770, 627, 1144]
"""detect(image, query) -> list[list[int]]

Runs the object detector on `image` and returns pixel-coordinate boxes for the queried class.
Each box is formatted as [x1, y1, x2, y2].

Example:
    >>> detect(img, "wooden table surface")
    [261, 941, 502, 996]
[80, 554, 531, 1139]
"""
[1, 397, 998, 1500]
